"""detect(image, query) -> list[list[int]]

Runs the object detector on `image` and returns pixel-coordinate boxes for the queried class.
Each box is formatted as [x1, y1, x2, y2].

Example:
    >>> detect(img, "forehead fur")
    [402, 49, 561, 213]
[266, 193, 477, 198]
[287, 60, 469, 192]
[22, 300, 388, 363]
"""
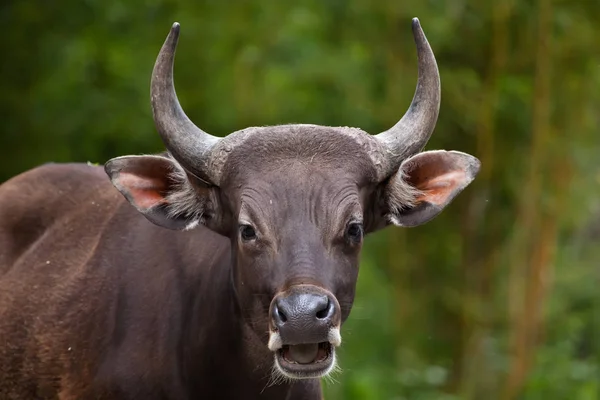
[220, 124, 379, 186]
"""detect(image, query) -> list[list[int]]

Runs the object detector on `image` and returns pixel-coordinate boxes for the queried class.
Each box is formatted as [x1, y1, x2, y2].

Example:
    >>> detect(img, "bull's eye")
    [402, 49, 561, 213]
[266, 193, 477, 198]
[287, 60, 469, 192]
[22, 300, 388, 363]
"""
[346, 222, 363, 243]
[239, 224, 257, 241]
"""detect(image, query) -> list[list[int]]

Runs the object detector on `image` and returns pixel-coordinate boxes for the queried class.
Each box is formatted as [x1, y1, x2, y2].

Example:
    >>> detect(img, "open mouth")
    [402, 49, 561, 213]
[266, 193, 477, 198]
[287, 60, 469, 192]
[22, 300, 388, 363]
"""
[275, 342, 335, 378]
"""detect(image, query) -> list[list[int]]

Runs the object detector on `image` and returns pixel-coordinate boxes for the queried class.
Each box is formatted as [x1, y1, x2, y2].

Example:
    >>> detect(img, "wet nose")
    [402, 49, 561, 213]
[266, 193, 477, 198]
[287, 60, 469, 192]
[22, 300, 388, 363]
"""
[272, 292, 337, 343]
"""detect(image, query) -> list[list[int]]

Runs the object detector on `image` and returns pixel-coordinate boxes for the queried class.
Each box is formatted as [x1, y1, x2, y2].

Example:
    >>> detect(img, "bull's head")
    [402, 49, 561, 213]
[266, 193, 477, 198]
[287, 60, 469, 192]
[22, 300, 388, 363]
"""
[106, 20, 479, 380]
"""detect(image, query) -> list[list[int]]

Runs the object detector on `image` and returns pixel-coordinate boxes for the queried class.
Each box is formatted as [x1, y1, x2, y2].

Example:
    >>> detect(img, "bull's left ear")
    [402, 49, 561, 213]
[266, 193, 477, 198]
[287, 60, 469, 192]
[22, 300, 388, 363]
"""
[383, 150, 480, 228]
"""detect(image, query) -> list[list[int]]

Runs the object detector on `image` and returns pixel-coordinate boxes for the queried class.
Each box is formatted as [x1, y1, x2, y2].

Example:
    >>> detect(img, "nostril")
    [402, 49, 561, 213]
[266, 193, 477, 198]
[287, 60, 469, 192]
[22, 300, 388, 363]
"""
[315, 297, 332, 320]
[315, 307, 327, 319]
[277, 307, 287, 323]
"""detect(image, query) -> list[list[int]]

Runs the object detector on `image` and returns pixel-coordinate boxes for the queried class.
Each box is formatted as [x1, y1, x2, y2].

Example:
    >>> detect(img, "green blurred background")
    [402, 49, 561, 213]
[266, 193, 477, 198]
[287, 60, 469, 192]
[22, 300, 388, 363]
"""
[1, 1, 598, 399]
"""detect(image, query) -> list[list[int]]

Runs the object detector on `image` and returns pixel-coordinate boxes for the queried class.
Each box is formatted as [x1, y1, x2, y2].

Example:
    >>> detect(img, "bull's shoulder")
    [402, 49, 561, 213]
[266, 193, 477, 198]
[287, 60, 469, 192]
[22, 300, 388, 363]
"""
[0, 162, 121, 269]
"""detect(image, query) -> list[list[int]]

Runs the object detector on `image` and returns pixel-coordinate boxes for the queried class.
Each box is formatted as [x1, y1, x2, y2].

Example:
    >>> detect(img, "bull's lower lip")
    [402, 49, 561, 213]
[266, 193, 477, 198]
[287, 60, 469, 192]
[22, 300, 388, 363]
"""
[275, 342, 334, 379]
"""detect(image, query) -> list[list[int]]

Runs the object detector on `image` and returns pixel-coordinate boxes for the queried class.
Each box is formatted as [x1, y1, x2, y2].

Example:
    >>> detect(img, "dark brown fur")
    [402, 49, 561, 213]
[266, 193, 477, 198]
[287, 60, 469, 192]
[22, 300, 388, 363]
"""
[0, 123, 479, 400]
[0, 162, 322, 399]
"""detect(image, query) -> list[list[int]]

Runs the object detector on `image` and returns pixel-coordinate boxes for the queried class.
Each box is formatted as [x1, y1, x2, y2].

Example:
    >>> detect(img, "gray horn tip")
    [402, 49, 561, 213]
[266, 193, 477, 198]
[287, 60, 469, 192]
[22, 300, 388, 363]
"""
[162, 22, 180, 50]
[411, 17, 428, 46]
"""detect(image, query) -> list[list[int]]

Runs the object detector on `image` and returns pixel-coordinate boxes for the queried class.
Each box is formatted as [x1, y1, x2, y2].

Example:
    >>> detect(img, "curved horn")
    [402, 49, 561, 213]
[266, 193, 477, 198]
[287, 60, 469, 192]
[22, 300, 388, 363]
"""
[151, 22, 221, 184]
[375, 18, 441, 177]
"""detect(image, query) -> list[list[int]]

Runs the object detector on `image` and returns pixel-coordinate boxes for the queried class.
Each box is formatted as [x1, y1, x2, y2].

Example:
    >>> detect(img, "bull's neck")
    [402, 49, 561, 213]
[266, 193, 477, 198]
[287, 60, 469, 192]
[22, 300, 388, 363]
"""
[182, 243, 295, 398]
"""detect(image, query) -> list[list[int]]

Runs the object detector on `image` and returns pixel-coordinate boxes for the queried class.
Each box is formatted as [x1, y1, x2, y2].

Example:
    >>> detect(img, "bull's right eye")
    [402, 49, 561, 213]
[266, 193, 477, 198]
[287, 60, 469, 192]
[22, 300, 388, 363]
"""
[240, 224, 257, 241]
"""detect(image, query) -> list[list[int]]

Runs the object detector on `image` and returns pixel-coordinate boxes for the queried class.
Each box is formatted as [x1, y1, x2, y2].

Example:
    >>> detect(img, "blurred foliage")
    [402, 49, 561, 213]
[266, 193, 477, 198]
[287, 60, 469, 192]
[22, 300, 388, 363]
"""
[1, 0, 599, 399]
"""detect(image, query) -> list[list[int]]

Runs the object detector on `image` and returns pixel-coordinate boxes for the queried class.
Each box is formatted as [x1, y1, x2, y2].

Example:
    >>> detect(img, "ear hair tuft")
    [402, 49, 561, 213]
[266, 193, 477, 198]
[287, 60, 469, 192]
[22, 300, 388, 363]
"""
[385, 169, 423, 215]
[164, 155, 210, 225]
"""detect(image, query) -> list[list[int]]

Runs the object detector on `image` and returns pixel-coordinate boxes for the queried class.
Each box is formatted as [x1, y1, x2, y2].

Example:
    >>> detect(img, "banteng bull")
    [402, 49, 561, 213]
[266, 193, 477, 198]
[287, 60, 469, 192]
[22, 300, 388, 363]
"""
[0, 18, 479, 399]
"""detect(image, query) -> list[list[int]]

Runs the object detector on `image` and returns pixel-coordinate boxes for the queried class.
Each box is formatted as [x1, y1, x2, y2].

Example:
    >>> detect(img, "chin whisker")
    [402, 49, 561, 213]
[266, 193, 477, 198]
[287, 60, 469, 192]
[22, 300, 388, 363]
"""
[322, 354, 342, 385]
[261, 359, 293, 393]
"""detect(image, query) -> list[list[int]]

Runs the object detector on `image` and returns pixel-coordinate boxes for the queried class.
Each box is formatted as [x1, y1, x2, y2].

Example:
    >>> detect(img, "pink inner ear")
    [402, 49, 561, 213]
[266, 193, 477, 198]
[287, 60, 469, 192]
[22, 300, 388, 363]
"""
[118, 172, 168, 210]
[402, 152, 473, 207]
[413, 170, 465, 206]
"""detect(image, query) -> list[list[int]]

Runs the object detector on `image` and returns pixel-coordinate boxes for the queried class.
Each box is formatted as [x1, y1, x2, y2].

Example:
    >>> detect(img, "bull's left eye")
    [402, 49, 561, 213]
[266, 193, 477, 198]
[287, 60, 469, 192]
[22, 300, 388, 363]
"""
[346, 222, 363, 243]
[240, 224, 257, 241]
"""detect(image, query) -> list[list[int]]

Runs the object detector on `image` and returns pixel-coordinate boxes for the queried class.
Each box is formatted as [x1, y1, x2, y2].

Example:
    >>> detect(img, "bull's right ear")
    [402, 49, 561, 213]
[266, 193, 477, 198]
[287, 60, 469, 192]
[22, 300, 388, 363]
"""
[105, 155, 218, 231]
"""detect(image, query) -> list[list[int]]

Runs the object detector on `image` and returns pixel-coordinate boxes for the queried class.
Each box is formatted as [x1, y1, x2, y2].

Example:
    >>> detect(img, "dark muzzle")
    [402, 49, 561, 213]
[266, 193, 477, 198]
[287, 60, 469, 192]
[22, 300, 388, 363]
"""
[270, 285, 340, 345]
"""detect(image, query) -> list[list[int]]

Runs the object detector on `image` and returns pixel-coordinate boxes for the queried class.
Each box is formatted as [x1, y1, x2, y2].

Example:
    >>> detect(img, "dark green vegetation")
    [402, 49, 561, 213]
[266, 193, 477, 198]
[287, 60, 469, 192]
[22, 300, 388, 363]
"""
[1, 1, 598, 399]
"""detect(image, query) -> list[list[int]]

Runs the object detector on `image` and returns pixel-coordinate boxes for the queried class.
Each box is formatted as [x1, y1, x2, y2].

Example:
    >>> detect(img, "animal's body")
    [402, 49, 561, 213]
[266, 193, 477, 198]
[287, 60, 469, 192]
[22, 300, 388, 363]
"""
[0, 18, 480, 399]
[0, 162, 319, 399]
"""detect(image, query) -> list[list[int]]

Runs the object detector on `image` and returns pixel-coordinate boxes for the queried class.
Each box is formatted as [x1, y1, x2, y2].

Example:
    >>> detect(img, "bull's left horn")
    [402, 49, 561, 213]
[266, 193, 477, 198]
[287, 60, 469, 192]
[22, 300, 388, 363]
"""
[151, 22, 221, 184]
